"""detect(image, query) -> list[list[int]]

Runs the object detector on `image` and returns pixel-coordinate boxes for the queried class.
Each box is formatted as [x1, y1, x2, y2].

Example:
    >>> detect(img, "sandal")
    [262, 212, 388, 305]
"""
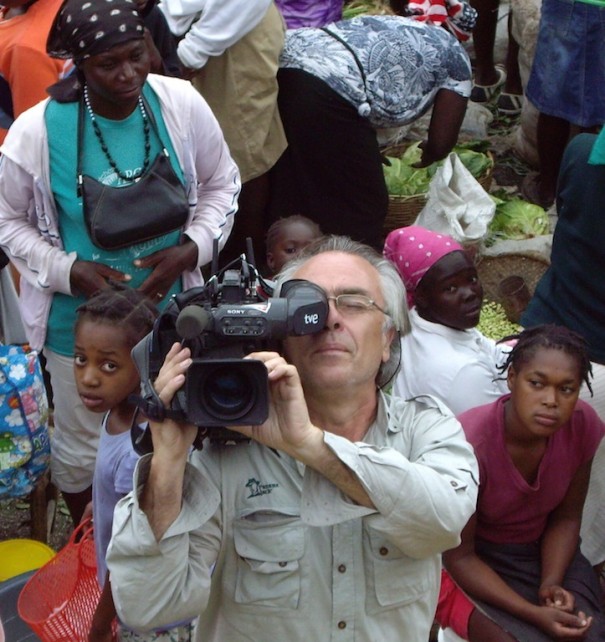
[520, 173, 554, 209]
[470, 66, 506, 103]
[497, 92, 524, 116]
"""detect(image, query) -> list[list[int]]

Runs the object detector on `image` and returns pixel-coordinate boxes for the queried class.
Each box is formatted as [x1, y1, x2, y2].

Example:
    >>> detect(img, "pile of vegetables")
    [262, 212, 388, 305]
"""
[382, 141, 494, 197]
[487, 191, 550, 244]
[342, 0, 390, 18]
[477, 300, 521, 340]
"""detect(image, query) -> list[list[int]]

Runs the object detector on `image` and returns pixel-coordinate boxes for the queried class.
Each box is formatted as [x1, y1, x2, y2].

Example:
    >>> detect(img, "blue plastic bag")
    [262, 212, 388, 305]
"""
[0, 344, 50, 498]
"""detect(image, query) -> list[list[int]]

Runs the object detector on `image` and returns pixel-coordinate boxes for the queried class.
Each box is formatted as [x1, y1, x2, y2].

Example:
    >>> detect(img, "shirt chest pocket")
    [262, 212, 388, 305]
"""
[364, 527, 435, 614]
[233, 512, 305, 609]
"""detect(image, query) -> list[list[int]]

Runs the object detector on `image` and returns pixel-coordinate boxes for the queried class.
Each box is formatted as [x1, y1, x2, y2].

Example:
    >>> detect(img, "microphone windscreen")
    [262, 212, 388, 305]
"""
[176, 306, 212, 340]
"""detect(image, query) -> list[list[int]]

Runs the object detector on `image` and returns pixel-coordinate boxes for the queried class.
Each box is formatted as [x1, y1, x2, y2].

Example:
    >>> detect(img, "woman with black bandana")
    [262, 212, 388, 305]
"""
[0, 0, 240, 525]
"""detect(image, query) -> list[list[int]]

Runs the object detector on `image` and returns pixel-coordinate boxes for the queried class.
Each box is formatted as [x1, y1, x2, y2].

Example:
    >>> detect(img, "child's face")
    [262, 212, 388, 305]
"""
[506, 347, 582, 441]
[267, 221, 319, 274]
[74, 319, 141, 414]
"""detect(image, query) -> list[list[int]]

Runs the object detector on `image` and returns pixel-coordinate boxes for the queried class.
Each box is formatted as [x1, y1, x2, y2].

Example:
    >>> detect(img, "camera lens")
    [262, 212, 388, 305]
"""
[204, 366, 254, 420]
[185, 358, 269, 427]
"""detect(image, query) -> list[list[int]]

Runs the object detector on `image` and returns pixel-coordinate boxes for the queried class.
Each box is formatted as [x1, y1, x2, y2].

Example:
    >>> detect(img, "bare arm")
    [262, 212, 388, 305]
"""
[89, 572, 116, 642]
[539, 459, 593, 609]
[414, 89, 468, 168]
[444, 516, 592, 638]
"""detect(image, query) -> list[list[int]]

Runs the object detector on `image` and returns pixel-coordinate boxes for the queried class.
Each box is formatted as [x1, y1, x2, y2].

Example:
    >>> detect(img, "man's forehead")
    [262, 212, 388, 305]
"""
[293, 251, 381, 290]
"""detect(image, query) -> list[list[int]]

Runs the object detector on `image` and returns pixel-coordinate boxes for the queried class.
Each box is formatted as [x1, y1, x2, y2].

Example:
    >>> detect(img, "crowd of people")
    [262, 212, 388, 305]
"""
[0, 0, 603, 640]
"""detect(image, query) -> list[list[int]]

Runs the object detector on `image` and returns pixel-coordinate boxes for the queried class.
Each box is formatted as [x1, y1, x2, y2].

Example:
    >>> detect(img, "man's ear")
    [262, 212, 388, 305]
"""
[382, 324, 396, 364]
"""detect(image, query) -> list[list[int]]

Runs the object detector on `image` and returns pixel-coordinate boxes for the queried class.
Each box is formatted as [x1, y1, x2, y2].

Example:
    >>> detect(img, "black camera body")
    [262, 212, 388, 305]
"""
[131, 254, 328, 444]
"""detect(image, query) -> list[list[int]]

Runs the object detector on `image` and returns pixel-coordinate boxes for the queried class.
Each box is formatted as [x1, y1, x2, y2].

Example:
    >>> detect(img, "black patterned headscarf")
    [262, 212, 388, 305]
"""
[47, 0, 145, 64]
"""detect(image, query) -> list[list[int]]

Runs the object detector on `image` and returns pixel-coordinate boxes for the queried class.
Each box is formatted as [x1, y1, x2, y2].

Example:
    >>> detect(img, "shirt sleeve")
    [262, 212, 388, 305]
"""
[161, 0, 273, 70]
[577, 401, 605, 462]
[301, 398, 479, 558]
[438, 33, 472, 97]
[113, 448, 139, 496]
[0, 109, 76, 296]
[107, 454, 222, 631]
[446, 360, 508, 415]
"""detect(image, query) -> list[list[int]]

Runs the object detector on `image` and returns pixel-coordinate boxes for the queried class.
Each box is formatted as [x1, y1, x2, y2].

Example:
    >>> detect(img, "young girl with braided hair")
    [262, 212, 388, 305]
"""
[73, 286, 194, 641]
[442, 324, 605, 641]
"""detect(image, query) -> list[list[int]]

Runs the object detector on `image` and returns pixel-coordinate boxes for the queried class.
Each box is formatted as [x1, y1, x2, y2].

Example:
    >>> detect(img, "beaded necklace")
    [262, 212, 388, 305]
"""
[83, 85, 151, 182]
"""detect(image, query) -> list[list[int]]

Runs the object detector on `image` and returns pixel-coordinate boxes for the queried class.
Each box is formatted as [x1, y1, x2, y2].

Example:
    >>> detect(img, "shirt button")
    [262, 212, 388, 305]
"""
[379, 547, 388, 556]
[278, 562, 287, 567]
[338, 621, 347, 629]
[338, 564, 346, 573]
[450, 480, 458, 487]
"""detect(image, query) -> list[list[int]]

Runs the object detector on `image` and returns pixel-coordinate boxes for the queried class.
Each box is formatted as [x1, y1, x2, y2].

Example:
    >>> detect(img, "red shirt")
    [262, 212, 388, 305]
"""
[0, 0, 72, 144]
[458, 395, 604, 544]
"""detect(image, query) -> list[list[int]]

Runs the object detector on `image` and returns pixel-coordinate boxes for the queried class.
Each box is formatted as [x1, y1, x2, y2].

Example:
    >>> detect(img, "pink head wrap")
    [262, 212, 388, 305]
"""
[383, 225, 464, 308]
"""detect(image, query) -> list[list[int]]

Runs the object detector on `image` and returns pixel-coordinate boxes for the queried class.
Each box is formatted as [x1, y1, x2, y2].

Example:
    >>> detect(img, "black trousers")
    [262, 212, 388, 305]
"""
[268, 68, 388, 251]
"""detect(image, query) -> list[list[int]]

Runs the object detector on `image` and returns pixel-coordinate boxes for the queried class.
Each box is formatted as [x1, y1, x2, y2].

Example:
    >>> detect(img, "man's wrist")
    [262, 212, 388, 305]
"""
[289, 425, 326, 466]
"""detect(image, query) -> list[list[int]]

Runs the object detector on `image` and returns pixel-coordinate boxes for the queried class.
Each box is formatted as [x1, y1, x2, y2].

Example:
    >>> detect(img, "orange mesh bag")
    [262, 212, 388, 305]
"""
[17, 518, 104, 642]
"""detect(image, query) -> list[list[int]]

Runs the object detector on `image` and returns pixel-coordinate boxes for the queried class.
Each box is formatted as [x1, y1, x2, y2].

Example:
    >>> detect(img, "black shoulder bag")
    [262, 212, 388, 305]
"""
[77, 95, 190, 250]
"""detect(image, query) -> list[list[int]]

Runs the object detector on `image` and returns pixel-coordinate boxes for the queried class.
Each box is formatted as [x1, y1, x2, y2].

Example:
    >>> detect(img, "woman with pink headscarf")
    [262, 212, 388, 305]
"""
[383, 225, 509, 416]
[385, 224, 516, 642]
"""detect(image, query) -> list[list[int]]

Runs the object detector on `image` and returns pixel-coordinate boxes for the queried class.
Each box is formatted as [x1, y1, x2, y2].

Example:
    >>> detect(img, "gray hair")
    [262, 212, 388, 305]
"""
[275, 235, 410, 387]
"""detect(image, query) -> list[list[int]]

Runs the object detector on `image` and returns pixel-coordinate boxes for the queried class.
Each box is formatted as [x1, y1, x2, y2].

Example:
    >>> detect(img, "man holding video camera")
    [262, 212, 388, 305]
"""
[107, 236, 478, 641]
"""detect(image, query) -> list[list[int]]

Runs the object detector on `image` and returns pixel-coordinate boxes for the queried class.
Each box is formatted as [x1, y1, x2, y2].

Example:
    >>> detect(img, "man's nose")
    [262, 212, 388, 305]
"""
[325, 298, 342, 330]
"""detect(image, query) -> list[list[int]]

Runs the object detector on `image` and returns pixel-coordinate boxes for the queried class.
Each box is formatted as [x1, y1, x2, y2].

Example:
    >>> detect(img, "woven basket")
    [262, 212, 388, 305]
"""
[476, 251, 550, 306]
[382, 143, 494, 235]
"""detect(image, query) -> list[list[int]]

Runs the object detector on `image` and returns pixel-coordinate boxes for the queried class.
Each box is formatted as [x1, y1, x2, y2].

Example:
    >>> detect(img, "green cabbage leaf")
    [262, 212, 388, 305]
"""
[488, 199, 549, 240]
[383, 142, 493, 197]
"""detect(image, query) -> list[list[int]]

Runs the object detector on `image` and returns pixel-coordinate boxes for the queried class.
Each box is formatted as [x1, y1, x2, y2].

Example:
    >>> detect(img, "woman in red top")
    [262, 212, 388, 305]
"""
[444, 325, 605, 641]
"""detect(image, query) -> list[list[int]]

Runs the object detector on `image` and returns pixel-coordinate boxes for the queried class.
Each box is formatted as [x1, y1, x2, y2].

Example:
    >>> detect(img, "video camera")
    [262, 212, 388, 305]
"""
[131, 242, 328, 451]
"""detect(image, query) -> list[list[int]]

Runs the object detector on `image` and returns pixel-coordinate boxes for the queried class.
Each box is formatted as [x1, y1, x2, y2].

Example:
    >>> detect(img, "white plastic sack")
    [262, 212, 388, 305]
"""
[415, 152, 496, 243]
[459, 102, 493, 140]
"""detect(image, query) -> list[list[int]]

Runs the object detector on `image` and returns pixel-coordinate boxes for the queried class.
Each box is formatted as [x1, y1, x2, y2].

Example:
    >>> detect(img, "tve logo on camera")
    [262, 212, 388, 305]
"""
[304, 313, 321, 327]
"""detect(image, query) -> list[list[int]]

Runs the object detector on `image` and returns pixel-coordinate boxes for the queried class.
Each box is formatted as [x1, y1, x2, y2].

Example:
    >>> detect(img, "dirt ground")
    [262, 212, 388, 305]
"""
[0, 488, 72, 551]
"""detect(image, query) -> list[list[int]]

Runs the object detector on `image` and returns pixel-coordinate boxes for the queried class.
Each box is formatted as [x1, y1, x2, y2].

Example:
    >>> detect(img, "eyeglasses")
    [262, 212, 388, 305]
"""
[326, 294, 389, 316]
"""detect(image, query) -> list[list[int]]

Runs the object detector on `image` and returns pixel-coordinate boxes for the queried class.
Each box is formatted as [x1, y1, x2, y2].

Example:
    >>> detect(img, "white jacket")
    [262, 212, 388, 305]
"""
[0, 74, 240, 349]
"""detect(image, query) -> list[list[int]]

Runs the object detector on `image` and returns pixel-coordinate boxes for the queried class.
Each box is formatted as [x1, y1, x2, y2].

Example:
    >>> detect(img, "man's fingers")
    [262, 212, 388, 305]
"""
[155, 343, 191, 400]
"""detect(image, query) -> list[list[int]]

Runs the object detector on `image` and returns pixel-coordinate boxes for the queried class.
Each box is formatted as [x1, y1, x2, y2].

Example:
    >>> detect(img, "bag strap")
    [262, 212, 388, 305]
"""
[77, 90, 169, 197]
[320, 27, 371, 107]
